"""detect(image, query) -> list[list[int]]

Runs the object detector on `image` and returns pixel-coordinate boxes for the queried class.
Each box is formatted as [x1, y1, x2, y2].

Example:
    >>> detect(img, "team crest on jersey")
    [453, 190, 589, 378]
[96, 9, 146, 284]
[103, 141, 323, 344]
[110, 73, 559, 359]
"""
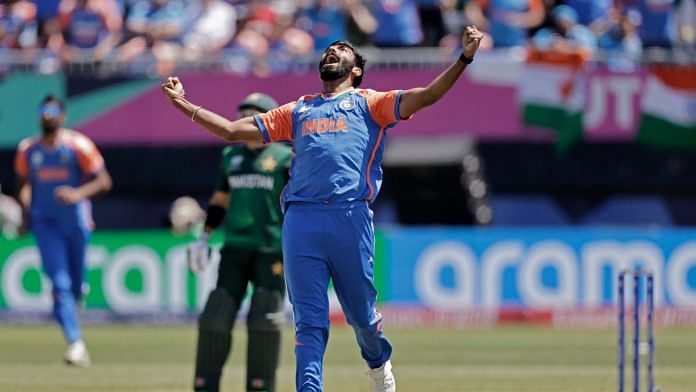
[59, 148, 71, 164]
[260, 156, 277, 172]
[339, 99, 355, 110]
[30, 151, 44, 168]
[230, 155, 244, 170]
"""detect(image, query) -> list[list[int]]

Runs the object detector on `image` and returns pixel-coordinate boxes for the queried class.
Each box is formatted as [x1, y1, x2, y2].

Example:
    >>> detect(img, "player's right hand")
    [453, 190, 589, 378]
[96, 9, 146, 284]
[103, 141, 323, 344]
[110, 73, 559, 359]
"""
[187, 233, 212, 274]
[161, 76, 185, 102]
[54, 185, 83, 205]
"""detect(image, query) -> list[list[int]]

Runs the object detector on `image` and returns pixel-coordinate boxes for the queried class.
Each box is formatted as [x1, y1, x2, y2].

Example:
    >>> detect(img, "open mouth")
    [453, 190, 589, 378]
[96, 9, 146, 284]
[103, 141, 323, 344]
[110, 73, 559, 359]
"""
[324, 54, 339, 65]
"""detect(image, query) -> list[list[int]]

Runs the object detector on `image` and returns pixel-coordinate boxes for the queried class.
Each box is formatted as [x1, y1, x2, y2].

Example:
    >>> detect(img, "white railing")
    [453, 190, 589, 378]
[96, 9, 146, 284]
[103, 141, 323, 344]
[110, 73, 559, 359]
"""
[0, 47, 694, 76]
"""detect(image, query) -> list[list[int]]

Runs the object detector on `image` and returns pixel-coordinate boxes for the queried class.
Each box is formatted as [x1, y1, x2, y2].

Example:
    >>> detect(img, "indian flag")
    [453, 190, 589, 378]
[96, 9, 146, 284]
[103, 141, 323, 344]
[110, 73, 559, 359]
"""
[518, 51, 587, 151]
[637, 67, 696, 149]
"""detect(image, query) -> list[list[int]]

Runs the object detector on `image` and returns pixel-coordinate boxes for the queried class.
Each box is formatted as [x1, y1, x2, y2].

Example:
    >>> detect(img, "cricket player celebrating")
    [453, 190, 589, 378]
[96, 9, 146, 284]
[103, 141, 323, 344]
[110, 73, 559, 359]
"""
[162, 26, 483, 392]
[14, 95, 112, 367]
[189, 93, 292, 392]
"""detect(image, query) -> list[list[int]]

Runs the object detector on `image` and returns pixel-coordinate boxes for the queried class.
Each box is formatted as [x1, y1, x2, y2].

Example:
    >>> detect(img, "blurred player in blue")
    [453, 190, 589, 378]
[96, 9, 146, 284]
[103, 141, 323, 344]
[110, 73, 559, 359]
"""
[14, 95, 112, 367]
[162, 25, 483, 392]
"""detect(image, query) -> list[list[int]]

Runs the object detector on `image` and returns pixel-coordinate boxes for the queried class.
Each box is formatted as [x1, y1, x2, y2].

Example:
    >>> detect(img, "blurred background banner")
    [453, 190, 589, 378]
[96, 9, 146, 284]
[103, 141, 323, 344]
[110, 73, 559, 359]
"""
[2, 57, 693, 148]
[382, 227, 696, 309]
[0, 231, 217, 318]
[3, 227, 696, 325]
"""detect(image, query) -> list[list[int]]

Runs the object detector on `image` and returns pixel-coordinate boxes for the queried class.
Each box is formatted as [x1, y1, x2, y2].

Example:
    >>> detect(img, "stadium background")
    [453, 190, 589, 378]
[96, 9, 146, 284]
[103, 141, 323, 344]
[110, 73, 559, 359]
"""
[1, 0, 696, 390]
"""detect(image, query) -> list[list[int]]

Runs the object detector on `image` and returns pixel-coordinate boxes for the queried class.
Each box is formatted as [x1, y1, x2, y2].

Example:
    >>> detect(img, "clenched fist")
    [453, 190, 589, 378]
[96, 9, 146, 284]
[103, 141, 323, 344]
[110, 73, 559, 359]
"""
[462, 26, 484, 59]
[161, 76, 185, 102]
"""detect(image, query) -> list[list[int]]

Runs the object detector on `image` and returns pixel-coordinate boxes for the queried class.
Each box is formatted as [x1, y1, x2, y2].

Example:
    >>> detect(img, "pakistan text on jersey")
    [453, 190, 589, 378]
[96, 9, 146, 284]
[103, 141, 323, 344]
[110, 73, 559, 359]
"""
[301, 116, 348, 137]
[228, 174, 275, 190]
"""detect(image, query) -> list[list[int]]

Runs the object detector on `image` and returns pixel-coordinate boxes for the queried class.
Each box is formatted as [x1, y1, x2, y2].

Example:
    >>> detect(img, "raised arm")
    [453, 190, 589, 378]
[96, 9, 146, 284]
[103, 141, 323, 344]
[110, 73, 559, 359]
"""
[398, 26, 484, 119]
[161, 77, 264, 142]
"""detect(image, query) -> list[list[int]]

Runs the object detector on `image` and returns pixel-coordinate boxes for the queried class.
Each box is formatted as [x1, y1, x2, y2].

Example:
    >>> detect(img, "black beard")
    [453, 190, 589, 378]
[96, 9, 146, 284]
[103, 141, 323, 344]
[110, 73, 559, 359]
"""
[319, 58, 353, 81]
[41, 123, 59, 134]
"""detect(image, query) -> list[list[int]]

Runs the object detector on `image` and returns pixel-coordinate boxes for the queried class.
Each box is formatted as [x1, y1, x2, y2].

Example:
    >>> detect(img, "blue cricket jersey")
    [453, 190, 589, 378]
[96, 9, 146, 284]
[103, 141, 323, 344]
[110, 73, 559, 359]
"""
[14, 129, 105, 229]
[479, 0, 543, 47]
[254, 88, 405, 210]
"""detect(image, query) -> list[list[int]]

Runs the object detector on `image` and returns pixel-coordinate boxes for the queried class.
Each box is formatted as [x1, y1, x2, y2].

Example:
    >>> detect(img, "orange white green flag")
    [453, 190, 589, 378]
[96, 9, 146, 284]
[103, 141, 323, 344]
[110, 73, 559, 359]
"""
[518, 51, 588, 152]
[637, 66, 696, 149]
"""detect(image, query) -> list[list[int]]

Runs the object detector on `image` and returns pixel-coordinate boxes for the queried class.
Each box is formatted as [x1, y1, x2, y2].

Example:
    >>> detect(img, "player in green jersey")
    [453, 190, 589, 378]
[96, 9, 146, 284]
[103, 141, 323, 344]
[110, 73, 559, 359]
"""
[188, 93, 292, 392]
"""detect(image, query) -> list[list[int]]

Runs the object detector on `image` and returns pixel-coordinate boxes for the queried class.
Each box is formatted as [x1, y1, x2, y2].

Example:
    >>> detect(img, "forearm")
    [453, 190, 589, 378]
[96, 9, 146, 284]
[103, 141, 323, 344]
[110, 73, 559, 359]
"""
[169, 97, 260, 142]
[423, 59, 468, 104]
[401, 58, 468, 117]
[399, 26, 482, 118]
[16, 181, 31, 210]
[78, 171, 112, 199]
[399, 60, 466, 118]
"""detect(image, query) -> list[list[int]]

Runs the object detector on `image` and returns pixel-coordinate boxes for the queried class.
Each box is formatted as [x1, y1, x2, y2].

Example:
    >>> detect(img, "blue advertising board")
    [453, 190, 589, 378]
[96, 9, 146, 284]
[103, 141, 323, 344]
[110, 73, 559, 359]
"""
[382, 227, 696, 309]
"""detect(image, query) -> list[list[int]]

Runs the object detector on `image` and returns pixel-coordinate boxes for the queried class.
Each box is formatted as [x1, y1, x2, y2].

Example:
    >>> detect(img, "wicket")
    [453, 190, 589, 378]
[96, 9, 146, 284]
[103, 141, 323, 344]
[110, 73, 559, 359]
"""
[617, 270, 656, 392]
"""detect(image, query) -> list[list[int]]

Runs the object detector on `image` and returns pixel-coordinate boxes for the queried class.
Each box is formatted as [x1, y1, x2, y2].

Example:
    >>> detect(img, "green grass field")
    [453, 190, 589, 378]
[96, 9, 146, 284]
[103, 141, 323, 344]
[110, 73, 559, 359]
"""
[1, 324, 695, 391]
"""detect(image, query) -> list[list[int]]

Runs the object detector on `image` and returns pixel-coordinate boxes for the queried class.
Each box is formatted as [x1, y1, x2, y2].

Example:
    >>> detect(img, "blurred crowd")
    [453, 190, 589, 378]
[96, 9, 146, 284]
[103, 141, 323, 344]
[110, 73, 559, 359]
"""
[0, 0, 694, 71]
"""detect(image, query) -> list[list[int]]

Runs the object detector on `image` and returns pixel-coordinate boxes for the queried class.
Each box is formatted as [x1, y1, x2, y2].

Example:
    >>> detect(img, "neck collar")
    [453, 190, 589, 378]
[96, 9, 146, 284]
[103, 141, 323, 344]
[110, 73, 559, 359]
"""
[320, 88, 354, 100]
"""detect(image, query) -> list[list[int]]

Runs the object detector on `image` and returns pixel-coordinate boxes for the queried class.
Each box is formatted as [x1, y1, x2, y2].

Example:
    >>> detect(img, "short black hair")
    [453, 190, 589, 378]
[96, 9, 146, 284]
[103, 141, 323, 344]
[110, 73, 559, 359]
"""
[41, 94, 65, 110]
[324, 40, 366, 88]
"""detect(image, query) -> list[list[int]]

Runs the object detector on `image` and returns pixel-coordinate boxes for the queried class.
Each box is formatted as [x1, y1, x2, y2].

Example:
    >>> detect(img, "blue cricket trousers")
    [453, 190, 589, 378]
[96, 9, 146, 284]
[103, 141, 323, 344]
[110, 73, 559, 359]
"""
[282, 201, 392, 392]
[34, 218, 89, 344]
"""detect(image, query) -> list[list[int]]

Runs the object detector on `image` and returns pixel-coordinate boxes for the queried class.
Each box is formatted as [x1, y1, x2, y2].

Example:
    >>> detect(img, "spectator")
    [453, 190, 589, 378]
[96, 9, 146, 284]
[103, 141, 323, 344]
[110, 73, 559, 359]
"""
[371, 0, 424, 47]
[34, 0, 61, 25]
[564, 0, 612, 25]
[242, 0, 279, 41]
[418, 0, 449, 46]
[530, 0, 561, 35]
[266, 8, 314, 62]
[180, 0, 236, 59]
[675, 0, 695, 47]
[230, 1, 282, 74]
[57, 0, 122, 61]
[296, 0, 376, 51]
[532, 4, 597, 55]
[233, 2, 314, 75]
[439, 0, 461, 38]
[629, 0, 677, 47]
[595, 7, 642, 70]
[118, 0, 187, 64]
[0, 0, 37, 49]
[37, 16, 63, 53]
[465, 0, 545, 48]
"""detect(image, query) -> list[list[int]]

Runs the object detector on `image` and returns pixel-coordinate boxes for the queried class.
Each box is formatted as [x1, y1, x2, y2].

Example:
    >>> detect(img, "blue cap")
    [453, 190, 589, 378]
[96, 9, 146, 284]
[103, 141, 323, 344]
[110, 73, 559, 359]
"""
[552, 5, 578, 24]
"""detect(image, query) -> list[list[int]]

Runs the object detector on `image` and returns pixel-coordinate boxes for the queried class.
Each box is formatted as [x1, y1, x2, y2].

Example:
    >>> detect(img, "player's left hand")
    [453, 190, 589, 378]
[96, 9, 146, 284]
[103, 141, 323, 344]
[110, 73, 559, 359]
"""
[54, 186, 83, 205]
[462, 26, 484, 59]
